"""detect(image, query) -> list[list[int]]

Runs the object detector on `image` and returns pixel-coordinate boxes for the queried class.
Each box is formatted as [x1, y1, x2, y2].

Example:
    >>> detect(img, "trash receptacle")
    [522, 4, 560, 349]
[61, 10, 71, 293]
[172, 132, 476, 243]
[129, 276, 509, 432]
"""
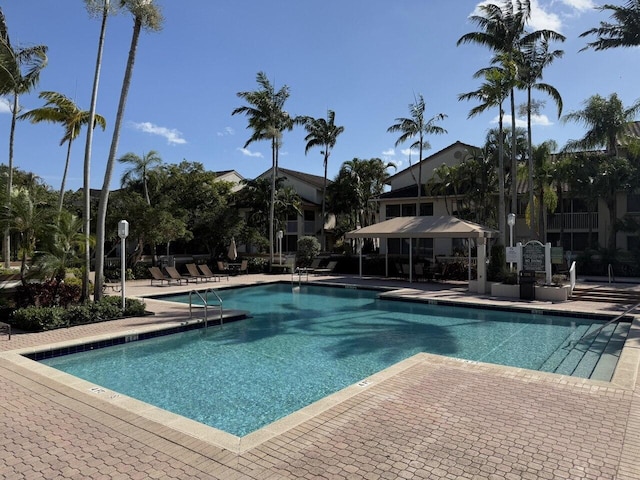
[519, 270, 536, 300]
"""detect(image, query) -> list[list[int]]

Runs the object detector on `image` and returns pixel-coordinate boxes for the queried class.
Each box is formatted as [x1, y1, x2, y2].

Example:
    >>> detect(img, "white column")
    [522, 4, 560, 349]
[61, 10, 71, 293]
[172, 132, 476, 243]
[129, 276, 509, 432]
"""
[545, 242, 552, 284]
[477, 236, 487, 294]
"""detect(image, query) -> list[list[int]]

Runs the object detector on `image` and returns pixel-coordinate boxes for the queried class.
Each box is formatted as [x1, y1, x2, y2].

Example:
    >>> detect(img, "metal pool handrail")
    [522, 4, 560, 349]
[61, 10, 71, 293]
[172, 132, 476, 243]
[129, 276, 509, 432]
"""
[189, 288, 223, 328]
[573, 301, 640, 346]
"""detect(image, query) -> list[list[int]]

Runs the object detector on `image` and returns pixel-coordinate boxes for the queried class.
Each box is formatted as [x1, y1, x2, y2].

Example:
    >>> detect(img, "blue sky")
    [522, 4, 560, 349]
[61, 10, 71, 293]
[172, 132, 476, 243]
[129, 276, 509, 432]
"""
[1, 1, 638, 192]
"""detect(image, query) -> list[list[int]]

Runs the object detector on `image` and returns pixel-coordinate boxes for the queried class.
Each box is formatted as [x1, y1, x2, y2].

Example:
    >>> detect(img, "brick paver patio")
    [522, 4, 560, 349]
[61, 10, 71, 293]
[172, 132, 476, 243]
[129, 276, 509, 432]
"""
[1, 274, 639, 479]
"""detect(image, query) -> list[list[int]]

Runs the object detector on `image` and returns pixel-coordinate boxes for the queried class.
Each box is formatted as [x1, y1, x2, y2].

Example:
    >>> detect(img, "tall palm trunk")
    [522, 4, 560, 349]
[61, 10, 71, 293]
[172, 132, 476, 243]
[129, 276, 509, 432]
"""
[510, 88, 517, 221]
[527, 87, 535, 239]
[498, 106, 506, 247]
[321, 151, 328, 251]
[269, 138, 277, 266]
[417, 136, 423, 215]
[94, 16, 142, 299]
[57, 139, 73, 213]
[4, 93, 19, 268]
[82, 1, 109, 302]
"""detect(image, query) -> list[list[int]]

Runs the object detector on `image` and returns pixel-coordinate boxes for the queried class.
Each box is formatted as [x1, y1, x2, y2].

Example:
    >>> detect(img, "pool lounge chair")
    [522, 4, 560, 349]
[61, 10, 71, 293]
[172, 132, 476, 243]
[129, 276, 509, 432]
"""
[164, 266, 188, 285]
[148, 266, 174, 286]
[238, 259, 248, 275]
[185, 263, 210, 283]
[201, 263, 227, 281]
[313, 261, 337, 275]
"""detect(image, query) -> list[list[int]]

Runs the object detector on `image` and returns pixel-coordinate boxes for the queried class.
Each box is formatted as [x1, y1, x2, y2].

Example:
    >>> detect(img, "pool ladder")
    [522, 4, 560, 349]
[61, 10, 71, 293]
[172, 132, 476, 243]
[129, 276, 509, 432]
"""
[189, 288, 223, 328]
[291, 267, 308, 287]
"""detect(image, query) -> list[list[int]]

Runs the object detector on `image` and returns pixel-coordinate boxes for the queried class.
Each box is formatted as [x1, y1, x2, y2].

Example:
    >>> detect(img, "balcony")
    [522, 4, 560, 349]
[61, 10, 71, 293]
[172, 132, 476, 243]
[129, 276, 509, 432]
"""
[546, 212, 598, 231]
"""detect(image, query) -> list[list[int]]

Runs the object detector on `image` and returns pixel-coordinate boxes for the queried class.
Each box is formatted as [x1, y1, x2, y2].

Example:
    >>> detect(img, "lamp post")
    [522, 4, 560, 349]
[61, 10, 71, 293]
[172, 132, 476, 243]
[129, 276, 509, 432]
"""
[276, 230, 283, 265]
[507, 213, 516, 270]
[118, 220, 129, 311]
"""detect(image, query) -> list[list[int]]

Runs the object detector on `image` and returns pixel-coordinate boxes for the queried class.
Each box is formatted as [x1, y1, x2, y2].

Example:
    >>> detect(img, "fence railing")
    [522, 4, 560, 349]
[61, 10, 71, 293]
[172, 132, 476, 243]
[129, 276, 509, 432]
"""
[546, 212, 598, 230]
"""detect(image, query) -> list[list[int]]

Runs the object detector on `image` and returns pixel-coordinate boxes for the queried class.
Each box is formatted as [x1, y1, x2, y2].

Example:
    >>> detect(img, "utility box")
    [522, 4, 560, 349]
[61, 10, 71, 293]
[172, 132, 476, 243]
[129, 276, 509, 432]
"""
[519, 270, 536, 300]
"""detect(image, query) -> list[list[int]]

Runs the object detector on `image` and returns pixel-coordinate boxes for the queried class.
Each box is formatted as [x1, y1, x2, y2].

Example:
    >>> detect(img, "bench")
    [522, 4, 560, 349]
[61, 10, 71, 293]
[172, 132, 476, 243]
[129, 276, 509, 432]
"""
[0, 321, 11, 340]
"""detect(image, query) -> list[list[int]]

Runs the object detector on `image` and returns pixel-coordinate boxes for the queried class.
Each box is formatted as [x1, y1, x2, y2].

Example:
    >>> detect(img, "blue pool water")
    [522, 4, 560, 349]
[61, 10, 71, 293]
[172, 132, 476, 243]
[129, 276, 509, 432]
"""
[41, 283, 625, 437]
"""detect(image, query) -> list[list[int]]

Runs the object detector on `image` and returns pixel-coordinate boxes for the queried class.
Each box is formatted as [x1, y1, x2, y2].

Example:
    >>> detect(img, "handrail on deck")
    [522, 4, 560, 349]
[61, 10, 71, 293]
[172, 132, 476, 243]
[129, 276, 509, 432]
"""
[572, 301, 640, 346]
[189, 288, 223, 328]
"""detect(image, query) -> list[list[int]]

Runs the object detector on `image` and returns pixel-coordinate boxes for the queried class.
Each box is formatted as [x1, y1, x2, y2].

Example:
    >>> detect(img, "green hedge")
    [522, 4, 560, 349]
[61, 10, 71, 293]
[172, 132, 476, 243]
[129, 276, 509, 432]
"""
[11, 296, 147, 332]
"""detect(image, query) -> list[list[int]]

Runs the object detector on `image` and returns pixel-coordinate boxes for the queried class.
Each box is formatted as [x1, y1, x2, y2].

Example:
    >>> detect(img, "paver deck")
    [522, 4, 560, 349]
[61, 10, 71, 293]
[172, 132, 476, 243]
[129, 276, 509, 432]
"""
[1, 273, 639, 479]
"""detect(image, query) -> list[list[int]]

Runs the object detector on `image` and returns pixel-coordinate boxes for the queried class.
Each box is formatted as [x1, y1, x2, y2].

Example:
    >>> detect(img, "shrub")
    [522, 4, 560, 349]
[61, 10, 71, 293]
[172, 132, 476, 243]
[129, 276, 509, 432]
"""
[296, 236, 321, 267]
[15, 280, 82, 308]
[12, 306, 66, 331]
[11, 297, 147, 332]
[487, 244, 507, 282]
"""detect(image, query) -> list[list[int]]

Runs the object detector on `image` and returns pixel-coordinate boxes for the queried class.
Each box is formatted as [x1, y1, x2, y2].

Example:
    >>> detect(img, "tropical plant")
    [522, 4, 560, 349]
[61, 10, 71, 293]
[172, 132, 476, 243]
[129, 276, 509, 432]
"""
[516, 38, 564, 238]
[232, 71, 295, 266]
[526, 140, 559, 241]
[458, 0, 564, 224]
[93, 0, 163, 299]
[118, 150, 162, 205]
[18, 91, 106, 212]
[300, 110, 344, 250]
[562, 93, 640, 157]
[0, 7, 48, 268]
[80, 0, 120, 301]
[458, 67, 511, 244]
[580, 0, 640, 50]
[387, 94, 446, 213]
[330, 158, 396, 236]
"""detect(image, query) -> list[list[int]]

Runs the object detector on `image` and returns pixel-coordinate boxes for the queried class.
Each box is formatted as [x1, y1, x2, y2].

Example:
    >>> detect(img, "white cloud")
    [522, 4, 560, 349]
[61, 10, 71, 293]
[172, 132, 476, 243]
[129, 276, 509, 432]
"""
[217, 126, 235, 137]
[382, 148, 395, 156]
[237, 147, 263, 158]
[130, 121, 186, 145]
[529, 0, 563, 32]
[401, 148, 419, 157]
[0, 98, 11, 114]
[492, 113, 552, 128]
[560, 0, 595, 12]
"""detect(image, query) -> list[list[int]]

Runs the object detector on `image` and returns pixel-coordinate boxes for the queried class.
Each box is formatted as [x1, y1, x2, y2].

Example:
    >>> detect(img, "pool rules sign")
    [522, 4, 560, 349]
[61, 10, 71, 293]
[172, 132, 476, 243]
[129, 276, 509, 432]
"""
[522, 241, 545, 272]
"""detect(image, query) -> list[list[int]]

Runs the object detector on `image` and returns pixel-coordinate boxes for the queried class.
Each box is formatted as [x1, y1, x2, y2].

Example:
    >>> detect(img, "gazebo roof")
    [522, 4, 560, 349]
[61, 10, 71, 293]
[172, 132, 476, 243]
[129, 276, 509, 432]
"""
[345, 216, 498, 239]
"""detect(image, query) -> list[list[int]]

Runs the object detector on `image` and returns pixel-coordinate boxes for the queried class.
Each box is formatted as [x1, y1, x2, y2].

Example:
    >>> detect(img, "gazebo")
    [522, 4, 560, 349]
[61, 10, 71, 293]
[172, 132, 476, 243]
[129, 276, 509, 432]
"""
[345, 216, 498, 290]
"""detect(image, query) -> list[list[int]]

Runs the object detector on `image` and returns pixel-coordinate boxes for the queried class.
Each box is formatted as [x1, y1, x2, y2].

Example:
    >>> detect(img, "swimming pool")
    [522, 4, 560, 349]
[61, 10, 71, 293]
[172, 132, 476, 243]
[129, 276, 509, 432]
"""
[39, 283, 629, 437]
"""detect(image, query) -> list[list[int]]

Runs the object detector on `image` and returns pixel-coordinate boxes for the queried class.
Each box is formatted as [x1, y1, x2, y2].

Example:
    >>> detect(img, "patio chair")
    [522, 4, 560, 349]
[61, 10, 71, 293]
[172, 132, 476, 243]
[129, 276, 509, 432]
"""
[305, 258, 322, 273]
[238, 259, 248, 275]
[313, 261, 337, 275]
[164, 266, 188, 285]
[185, 263, 209, 283]
[202, 263, 227, 281]
[217, 261, 230, 275]
[148, 266, 173, 286]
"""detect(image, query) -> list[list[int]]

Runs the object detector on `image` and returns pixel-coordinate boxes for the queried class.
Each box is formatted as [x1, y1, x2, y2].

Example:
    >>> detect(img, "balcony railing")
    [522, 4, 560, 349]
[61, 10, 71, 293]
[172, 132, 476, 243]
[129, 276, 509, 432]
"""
[546, 212, 598, 230]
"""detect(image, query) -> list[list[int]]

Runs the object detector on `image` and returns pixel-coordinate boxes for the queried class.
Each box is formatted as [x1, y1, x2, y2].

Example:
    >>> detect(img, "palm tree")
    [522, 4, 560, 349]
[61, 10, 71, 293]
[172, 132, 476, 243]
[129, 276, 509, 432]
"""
[94, 0, 163, 299]
[517, 38, 564, 239]
[580, 0, 640, 50]
[0, 7, 48, 268]
[81, 0, 119, 302]
[458, 0, 564, 221]
[387, 94, 446, 215]
[459, 67, 510, 244]
[232, 71, 295, 266]
[562, 93, 640, 157]
[118, 150, 162, 206]
[18, 91, 107, 213]
[563, 94, 640, 249]
[300, 110, 344, 250]
[528, 140, 558, 241]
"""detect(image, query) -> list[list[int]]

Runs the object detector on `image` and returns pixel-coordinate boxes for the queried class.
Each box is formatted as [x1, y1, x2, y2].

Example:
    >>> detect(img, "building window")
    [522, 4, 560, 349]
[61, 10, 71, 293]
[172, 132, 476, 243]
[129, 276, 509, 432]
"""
[286, 212, 297, 234]
[401, 204, 416, 216]
[420, 202, 434, 216]
[628, 194, 640, 213]
[387, 238, 433, 258]
[386, 204, 400, 218]
[303, 210, 315, 234]
[628, 236, 640, 251]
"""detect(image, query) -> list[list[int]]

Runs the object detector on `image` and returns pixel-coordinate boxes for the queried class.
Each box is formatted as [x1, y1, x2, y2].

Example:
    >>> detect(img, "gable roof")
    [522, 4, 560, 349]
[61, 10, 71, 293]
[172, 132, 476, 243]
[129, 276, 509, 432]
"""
[385, 140, 480, 183]
[257, 167, 329, 190]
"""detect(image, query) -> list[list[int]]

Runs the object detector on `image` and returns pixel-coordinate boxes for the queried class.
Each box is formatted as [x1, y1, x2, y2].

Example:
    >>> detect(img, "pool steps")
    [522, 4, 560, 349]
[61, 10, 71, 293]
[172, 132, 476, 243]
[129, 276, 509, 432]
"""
[540, 321, 631, 381]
